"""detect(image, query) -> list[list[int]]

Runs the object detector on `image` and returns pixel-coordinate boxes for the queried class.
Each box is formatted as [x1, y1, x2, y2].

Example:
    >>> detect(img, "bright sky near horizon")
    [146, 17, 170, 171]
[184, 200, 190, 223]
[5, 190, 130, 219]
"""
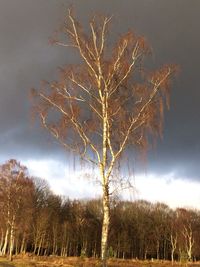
[23, 159, 200, 210]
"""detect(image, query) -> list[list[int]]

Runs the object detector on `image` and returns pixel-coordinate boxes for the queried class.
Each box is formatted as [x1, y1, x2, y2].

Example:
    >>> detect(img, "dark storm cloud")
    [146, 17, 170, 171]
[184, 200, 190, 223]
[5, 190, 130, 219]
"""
[0, 0, 67, 158]
[0, 0, 200, 180]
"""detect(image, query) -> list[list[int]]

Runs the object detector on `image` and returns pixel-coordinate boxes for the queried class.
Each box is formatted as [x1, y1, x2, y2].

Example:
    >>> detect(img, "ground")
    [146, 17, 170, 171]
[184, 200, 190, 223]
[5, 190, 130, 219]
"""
[0, 256, 200, 267]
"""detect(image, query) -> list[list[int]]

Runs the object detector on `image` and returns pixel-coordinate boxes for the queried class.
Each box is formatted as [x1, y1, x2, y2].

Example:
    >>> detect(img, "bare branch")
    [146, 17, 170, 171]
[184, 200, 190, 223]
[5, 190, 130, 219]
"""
[54, 41, 78, 48]
[68, 9, 99, 81]
[69, 73, 102, 105]
[109, 42, 141, 97]
[99, 16, 112, 55]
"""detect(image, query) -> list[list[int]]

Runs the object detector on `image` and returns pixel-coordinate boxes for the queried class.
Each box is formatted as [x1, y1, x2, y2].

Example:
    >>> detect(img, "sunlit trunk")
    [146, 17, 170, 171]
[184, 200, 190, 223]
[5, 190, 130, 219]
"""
[170, 234, 177, 265]
[61, 236, 69, 257]
[101, 184, 110, 267]
[0, 229, 4, 255]
[33, 243, 37, 254]
[15, 237, 18, 255]
[2, 227, 9, 255]
[33, 229, 39, 254]
[20, 234, 26, 254]
[184, 226, 194, 261]
[9, 221, 15, 261]
[37, 235, 44, 256]
[144, 249, 147, 260]
[171, 250, 174, 265]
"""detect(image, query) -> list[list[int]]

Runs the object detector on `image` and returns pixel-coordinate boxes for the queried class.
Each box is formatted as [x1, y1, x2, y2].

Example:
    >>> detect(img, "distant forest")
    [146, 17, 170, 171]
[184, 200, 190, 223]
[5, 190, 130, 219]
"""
[0, 159, 199, 262]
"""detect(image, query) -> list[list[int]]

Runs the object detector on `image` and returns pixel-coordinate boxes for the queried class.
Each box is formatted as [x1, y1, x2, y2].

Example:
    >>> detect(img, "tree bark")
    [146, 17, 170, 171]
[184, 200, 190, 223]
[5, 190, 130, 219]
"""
[37, 235, 43, 256]
[156, 240, 160, 260]
[9, 221, 15, 261]
[170, 233, 177, 265]
[101, 185, 110, 267]
[0, 229, 4, 255]
[20, 234, 26, 254]
[2, 227, 9, 256]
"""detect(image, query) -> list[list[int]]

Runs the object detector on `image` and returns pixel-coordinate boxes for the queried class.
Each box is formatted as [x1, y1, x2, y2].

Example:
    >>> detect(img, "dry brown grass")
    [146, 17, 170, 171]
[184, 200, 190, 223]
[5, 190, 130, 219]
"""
[1, 256, 200, 267]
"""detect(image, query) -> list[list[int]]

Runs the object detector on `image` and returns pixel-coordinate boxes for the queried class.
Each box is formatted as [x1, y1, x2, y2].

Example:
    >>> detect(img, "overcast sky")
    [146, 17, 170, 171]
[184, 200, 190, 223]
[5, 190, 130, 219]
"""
[0, 0, 200, 208]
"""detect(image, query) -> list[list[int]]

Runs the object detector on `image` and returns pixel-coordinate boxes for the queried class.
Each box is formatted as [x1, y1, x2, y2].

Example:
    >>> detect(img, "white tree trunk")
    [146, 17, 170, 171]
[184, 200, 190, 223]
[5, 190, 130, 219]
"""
[101, 185, 110, 267]
[170, 233, 177, 265]
[20, 234, 26, 254]
[9, 222, 15, 261]
[183, 225, 194, 261]
[2, 227, 9, 256]
[0, 229, 4, 255]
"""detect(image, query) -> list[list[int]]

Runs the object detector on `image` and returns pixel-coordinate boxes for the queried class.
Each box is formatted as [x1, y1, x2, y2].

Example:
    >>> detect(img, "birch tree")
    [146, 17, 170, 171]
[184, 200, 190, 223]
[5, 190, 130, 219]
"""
[168, 210, 179, 265]
[32, 9, 176, 266]
[0, 159, 34, 260]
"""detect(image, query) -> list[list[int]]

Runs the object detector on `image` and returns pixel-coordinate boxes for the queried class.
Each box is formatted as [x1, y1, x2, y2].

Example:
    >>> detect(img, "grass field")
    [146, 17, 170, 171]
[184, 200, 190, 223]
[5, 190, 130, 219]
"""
[0, 256, 200, 267]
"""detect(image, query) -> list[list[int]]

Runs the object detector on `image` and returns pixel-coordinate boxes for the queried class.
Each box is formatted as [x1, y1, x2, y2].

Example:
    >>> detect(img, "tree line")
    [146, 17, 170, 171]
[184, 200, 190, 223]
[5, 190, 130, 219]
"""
[0, 159, 199, 263]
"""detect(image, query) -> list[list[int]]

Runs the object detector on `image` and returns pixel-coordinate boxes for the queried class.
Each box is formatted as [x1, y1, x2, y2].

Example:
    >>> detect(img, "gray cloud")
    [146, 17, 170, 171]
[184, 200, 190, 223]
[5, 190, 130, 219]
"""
[0, 0, 200, 181]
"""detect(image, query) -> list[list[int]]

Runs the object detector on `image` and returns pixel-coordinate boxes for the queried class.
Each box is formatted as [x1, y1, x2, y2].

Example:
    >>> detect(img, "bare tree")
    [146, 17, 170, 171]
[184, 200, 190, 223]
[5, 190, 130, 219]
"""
[176, 208, 195, 262]
[0, 159, 34, 260]
[32, 9, 176, 266]
[168, 210, 178, 265]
